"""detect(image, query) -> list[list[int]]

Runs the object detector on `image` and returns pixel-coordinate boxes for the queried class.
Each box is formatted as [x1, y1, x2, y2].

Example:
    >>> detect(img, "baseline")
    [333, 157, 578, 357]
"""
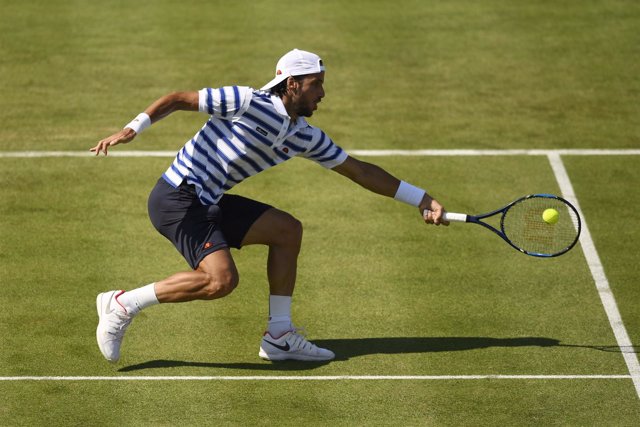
[0, 375, 632, 381]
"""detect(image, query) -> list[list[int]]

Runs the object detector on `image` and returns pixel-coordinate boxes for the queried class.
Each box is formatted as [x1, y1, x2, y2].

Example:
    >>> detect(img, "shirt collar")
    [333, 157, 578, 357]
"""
[270, 95, 289, 117]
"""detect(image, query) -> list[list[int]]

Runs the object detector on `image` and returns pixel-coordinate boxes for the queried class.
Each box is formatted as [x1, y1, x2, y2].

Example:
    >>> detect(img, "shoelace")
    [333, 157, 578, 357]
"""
[105, 310, 133, 338]
[287, 327, 317, 352]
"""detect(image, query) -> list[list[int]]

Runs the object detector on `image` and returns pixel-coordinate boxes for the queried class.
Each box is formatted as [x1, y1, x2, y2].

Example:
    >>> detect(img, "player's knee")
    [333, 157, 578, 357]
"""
[278, 214, 303, 249]
[202, 270, 239, 299]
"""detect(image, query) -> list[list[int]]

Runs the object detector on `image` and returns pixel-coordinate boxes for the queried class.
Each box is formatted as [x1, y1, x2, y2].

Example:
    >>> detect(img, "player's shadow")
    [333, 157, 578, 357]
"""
[315, 336, 561, 361]
[118, 336, 561, 372]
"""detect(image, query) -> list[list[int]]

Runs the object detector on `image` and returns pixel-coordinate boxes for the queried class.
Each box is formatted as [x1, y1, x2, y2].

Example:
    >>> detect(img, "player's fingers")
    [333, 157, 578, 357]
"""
[91, 139, 103, 154]
[422, 208, 450, 226]
[432, 209, 443, 226]
[435, 207, 450, 226]
[422, 209, 436, 225]
[93, 140, 109, 156]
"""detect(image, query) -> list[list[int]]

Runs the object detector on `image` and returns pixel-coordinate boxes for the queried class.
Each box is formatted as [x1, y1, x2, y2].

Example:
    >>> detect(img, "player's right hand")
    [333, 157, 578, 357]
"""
[419, 196, 449, 226]
[90, 128, 136, 156]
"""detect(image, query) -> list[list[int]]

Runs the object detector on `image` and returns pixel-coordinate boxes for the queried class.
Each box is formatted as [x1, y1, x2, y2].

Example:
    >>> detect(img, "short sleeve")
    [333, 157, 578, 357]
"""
[299, 128, 348, 169]
[198, 86, 252, 119]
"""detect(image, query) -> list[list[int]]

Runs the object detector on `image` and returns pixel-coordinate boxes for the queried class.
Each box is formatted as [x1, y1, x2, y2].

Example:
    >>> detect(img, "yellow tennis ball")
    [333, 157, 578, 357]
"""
[542, 208, 559, 224]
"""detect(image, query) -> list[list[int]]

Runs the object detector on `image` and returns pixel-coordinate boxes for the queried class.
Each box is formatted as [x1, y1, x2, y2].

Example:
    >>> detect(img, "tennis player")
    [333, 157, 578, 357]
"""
[91, 49, 446, 363]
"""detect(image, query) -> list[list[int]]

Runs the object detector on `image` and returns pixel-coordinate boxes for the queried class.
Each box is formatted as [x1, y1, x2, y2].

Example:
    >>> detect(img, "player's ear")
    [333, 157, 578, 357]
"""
[286, 76, 300, 94]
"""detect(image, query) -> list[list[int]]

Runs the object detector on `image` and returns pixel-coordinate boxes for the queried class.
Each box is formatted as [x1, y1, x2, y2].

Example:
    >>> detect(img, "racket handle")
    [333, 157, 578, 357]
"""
[423, 210, 468, 222]
[442, 212, 467, 222]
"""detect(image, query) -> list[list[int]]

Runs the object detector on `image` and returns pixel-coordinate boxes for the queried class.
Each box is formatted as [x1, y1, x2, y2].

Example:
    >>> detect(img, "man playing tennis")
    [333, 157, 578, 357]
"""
[91, 49, 446, 363]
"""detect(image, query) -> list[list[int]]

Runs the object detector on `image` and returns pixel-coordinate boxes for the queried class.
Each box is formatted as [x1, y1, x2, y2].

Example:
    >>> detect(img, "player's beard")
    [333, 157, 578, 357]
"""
[298, 100, 318, 118]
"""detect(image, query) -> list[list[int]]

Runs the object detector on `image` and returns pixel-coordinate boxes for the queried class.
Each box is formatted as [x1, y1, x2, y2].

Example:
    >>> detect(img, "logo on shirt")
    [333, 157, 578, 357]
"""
[256, 126, 268, 137]
[282, 147, 289, 154]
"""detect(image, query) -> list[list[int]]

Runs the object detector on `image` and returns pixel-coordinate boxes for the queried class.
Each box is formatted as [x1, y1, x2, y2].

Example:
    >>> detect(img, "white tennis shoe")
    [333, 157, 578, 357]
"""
[259, 328, 335, 361]
[96, 290, 134, 362]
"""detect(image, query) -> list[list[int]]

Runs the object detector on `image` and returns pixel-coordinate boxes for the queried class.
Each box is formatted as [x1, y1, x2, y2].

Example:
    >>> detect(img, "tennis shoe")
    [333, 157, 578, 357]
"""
[96, 290, 134, 362]
[259, 328, 335, 362]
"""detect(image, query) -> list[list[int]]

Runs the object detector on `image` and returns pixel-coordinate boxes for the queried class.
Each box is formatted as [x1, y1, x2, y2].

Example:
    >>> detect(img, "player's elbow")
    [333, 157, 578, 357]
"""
[166, 91, 199, 111]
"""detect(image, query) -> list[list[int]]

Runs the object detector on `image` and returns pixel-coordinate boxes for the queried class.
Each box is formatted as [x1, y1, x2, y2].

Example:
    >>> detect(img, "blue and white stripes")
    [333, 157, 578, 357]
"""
[199, 86, 244, 118]
[163, 86, 347, 205]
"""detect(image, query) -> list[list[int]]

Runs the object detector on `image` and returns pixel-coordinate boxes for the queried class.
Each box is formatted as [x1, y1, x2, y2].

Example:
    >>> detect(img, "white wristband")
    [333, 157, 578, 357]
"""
[124, 113, 151, 134]
[394, 181, 426, 207]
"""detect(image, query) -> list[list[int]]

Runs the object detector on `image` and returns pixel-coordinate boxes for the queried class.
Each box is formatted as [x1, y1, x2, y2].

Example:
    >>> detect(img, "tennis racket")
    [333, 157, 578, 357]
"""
[427, 194, 581, 257]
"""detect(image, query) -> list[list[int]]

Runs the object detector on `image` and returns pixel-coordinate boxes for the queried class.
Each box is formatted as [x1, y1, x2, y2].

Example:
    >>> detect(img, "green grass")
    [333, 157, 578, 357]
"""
[1, 0, 638, 151]
[1, 380, 637, 425]
[564, 156, 640, 353]
[1, 0, 640, 425]
[2, 157, 640, 425]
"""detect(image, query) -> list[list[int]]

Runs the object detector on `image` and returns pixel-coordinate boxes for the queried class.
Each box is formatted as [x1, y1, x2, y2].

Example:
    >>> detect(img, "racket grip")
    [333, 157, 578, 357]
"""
[423, 210, 468, 222]
[442, 212, 467, 222]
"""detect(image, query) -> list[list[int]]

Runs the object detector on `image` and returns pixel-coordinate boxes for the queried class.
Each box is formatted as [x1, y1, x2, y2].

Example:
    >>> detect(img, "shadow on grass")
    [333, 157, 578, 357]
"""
[315, 336, 560, 361]
[119, 336, 560, 372]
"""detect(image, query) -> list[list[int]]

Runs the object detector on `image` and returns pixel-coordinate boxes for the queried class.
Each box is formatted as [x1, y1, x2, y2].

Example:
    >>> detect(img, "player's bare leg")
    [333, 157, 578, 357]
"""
[96, 209, 332, 363]
[154, 249, 239, 302]
[242, 208, 335, 361]
[241, 208, 301, 297]
[96, 249, 239, 362]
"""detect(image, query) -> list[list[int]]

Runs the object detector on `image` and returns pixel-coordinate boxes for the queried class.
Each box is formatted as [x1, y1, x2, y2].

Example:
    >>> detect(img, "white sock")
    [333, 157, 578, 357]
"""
[268, 295, 292, 337]
[116, 283, 159, 315]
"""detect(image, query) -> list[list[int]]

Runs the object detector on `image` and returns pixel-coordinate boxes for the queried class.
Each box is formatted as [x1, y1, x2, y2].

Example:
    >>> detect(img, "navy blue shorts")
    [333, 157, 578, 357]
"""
[148, 178, 272, 269]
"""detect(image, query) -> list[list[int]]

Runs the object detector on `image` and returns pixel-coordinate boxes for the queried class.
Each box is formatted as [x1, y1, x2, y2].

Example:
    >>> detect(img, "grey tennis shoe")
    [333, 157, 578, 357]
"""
[259, 328, 335, 361]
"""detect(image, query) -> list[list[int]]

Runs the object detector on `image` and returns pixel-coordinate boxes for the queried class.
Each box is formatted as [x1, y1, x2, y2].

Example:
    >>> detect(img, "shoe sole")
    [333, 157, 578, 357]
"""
[259, 347, 335, 362]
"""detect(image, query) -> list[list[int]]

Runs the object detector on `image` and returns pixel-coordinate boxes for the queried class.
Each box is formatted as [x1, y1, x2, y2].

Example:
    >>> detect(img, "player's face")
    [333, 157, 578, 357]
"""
[292, 72, 325, 118]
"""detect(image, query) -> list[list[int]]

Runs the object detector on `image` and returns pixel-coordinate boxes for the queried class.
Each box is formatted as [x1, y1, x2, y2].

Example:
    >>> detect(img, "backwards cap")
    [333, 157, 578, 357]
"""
[261, 49, 325, 91]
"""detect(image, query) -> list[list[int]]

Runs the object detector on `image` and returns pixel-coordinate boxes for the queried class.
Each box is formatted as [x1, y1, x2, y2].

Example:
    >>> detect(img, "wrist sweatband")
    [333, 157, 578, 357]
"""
[124, 113, 151, 134]
[394, 181, 426, 207]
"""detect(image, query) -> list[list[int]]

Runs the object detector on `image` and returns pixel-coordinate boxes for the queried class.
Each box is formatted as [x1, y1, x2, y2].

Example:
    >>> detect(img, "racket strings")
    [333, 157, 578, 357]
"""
[502, 197, 580, 256]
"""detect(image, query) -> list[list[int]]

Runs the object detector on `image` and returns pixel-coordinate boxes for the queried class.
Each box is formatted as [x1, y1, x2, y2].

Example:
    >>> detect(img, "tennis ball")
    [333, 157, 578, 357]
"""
[542, 208, 559, 224]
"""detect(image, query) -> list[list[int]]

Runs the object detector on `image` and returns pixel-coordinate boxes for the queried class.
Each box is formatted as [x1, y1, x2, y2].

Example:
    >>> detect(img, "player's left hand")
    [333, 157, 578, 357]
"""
[90, 128, 137, 156]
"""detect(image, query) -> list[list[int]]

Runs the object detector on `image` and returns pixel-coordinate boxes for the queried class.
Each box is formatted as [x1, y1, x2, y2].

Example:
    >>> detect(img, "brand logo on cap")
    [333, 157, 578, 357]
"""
[276, 70, 282, 75]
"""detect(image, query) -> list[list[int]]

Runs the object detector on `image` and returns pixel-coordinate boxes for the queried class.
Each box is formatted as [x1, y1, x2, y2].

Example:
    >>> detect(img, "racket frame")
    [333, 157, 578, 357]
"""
[441, 193, 581, 258]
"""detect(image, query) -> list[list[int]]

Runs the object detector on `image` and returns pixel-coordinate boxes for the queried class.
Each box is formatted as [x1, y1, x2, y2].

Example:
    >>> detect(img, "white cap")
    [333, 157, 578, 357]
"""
[261, 49, 325, 91]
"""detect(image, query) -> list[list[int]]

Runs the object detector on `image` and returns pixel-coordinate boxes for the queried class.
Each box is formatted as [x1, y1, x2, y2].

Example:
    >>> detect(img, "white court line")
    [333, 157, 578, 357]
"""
[1, 149, 640, 158]
[0, 375, 632, 381]
[350, 149, 640, 157]
[0, 150, 176, 158]
[547, 153, 640, 399]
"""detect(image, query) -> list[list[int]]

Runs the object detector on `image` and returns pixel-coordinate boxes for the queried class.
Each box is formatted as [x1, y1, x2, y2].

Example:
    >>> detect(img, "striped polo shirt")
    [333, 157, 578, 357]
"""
[162, 86, 348, 205]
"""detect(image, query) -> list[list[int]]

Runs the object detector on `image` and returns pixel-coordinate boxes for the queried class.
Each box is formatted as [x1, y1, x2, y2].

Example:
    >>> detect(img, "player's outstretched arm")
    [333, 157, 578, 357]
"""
[90, 91, 199, 156]
[332, 156, 447, 225]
